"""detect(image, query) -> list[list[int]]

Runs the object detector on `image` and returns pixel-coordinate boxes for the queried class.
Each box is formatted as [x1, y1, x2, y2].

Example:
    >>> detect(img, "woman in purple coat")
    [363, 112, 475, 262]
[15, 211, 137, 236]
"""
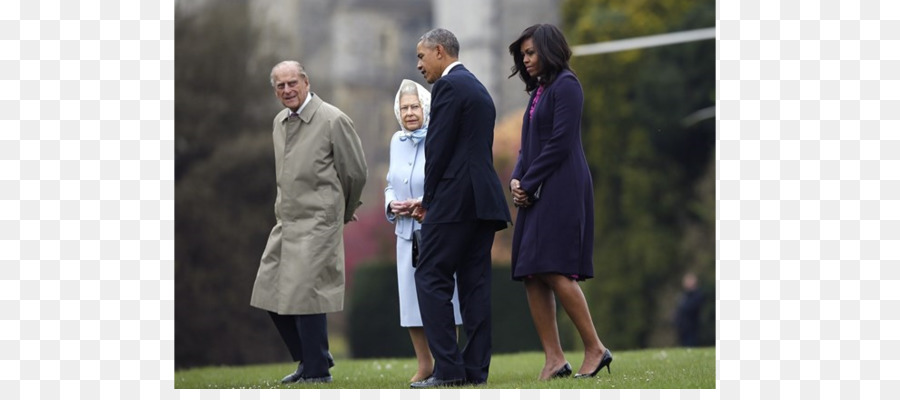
[508, 23, 613, 380]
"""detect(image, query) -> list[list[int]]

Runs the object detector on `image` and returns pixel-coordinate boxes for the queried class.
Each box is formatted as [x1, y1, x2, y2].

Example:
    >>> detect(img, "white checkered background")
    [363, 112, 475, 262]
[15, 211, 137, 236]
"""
[719, 0, 898, 399]
[1, 0, 895, 399]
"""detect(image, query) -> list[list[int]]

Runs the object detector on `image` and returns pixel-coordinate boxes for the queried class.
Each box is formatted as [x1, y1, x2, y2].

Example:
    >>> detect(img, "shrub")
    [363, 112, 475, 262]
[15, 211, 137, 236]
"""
[347, 262, 555, 358]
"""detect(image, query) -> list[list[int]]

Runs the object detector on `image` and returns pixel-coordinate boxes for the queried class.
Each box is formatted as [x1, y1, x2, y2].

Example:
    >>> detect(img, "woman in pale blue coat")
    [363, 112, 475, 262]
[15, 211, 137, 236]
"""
[384, 79, 462, 382]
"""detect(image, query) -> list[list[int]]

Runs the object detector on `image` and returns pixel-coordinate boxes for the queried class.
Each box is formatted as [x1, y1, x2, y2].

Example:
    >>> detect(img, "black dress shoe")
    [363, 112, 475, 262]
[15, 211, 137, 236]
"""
[410, 376, 465, 388]
[295, 375, 332, 384]
[281, 360, 308, 384]
[551, 362, 572, 379]
[280, 353, 336, 384]
[282, 368, 335, 384]
[281, 369, 304, 384]
[573, 349, 613, 378]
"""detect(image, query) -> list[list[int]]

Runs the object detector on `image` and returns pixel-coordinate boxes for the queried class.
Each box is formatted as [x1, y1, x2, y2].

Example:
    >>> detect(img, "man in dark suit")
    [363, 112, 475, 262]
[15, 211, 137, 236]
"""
[408, 28, 512, 388]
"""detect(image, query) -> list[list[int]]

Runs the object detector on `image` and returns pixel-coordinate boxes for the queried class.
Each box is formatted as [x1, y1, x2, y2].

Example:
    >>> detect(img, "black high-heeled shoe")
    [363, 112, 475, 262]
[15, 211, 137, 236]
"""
[550, 362, 572, 379]
[573, 349, 613, 378]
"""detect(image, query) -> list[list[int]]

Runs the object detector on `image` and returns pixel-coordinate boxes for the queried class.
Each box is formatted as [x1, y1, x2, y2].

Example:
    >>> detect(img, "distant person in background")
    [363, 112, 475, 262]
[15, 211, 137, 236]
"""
[384, 79, 463, 382]
[250, 60, 368, 385]
[675, 272, 704, 347]
[507, 23, 612, 380]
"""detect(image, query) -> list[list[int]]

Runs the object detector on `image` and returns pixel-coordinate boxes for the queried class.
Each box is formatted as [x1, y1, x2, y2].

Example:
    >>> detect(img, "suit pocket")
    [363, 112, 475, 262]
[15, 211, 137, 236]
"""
[440, 160, 464, 181]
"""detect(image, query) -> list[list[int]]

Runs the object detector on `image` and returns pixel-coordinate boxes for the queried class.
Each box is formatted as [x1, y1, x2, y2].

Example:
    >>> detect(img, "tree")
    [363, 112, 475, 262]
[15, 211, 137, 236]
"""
[174, 0, 272, 180]
[175, 1, 285, 368]
[561, 0, 715, 349]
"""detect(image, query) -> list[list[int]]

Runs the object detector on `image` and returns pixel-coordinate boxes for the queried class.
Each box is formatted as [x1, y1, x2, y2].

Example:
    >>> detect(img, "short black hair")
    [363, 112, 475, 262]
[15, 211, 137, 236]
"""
[508, 24, 573, 93]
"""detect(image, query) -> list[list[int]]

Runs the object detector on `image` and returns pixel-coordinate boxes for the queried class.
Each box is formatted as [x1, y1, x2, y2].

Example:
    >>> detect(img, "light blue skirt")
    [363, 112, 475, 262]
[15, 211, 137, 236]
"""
[396, 236, 463, 327]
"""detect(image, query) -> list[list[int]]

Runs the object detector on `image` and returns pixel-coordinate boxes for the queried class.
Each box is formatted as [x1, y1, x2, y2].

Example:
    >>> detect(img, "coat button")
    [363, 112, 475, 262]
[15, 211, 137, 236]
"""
[404, 179, 408, 183]
[408, 162, 413, 166]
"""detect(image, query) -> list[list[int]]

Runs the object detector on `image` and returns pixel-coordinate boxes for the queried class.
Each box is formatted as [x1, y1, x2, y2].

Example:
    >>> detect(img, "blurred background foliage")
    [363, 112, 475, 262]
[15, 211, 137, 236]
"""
[563, 0, 715, 349]
[176, 0, 715, 368]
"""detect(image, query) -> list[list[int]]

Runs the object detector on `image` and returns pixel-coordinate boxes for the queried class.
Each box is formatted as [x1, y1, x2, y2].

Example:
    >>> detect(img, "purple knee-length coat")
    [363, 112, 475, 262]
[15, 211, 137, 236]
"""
[510, 70, 594, 280]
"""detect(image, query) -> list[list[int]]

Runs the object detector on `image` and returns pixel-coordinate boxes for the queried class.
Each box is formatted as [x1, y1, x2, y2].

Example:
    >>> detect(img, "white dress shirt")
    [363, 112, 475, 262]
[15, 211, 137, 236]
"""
[285, 92, 312, 117]
[441, 61, 462, 78]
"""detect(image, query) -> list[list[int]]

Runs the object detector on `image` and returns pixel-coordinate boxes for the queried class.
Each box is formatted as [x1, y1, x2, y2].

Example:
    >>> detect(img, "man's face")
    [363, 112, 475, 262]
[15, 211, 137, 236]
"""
[272, 66, 310, 111]
[416, 41, 442, 84]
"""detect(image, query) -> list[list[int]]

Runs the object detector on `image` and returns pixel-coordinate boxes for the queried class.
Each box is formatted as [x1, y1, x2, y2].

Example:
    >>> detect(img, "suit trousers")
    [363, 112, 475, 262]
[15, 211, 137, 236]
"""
[268, 311, 331, 378]
[415, 220, 495, 383]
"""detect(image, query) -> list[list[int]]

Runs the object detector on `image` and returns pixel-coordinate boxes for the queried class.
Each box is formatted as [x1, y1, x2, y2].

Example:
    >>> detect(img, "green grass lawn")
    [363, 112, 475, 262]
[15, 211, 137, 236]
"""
[175, 347, 715, 389]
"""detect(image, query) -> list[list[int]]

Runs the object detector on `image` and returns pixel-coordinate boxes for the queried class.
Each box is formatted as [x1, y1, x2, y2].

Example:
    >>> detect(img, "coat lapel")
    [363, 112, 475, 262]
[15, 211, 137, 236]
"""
[299, 93, 323, 123]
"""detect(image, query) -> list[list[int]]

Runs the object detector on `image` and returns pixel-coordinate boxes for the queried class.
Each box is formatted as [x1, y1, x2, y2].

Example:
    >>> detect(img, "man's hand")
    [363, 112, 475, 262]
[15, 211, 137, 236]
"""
[408, 199, 426, 222]
[345, 213, 359, 224]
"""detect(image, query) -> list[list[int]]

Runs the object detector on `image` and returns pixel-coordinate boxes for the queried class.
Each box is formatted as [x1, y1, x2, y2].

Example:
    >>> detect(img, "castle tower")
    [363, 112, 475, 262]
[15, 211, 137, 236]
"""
[433, 0, 560, 118]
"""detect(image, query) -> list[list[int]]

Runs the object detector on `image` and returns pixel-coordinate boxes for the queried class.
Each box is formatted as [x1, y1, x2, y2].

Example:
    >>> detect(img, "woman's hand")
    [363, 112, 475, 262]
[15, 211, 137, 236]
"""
[392, 198, 426, 218]
[390, 200, 413, 216]
[510, 179, 532, 208]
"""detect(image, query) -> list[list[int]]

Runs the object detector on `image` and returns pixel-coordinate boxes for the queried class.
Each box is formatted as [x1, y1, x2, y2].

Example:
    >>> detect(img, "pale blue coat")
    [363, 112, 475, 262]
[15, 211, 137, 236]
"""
[384, 79, 462, 327]
[384, 131, 426, 240]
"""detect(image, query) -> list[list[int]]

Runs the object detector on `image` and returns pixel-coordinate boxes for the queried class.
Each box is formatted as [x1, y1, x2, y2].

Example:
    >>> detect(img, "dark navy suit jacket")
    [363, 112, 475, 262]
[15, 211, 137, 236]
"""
[422, 64, 510, 229]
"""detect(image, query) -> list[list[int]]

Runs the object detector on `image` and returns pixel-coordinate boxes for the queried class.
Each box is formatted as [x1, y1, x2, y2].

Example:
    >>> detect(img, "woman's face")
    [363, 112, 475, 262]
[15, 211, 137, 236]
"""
[520, 38, 541, 77]
[399, 93, 424, 131]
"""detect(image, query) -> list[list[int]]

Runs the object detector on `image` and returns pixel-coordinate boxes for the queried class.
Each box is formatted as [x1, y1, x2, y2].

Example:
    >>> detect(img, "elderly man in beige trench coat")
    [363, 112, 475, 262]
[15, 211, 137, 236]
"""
[250, 60, 367, 384]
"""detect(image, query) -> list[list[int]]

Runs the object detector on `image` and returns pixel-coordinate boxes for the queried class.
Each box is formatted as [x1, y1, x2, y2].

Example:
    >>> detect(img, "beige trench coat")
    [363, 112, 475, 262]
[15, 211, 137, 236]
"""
[250, 93, 368, 315]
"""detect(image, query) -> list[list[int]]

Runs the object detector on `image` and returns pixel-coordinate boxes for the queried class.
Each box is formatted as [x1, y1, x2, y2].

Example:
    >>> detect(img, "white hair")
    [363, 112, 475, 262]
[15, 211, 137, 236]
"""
[393, 79, 431, 133]
[269, 60, 308, 87]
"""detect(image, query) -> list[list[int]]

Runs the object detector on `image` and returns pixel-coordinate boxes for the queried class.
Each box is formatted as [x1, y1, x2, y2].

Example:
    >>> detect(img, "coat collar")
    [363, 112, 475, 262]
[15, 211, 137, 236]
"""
[442, 61, 463, 77]
[280, 93, 323, 123]
[300, 93, 323, 123]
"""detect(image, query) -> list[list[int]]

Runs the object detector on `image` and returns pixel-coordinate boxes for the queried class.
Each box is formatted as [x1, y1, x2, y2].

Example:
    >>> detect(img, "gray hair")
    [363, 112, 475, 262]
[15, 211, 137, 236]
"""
[398, 80, 419, 98]
[270, 60, 308, 87]
[419, 28, 459, 57]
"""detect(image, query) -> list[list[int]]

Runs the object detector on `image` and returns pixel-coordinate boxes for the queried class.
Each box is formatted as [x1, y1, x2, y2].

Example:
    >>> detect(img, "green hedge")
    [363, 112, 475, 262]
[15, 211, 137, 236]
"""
[348, 262, 566, 358]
